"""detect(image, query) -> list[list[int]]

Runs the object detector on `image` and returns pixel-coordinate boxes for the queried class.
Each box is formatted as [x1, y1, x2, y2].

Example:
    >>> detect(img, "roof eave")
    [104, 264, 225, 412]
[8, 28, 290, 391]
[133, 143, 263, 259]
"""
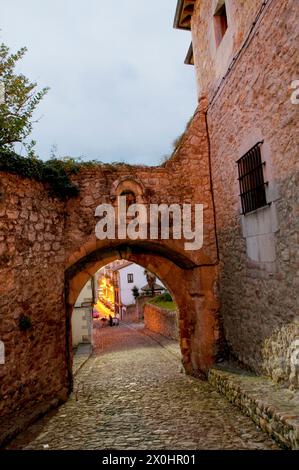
[173, 0, 196, 30]
[184, 42, 194, 65]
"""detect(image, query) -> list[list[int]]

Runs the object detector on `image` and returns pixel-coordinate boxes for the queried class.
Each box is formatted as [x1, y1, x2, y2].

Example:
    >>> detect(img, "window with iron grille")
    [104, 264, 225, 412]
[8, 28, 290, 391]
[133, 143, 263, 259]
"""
[237, 142, 267, 215]
[127, 273, 134, 283]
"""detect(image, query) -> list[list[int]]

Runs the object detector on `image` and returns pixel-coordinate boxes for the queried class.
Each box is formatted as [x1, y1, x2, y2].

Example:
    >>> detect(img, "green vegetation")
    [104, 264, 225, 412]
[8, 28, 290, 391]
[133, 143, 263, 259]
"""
[148, 292, 176, 311]
[132, 286, 140, 299]
[0, 40, 164, 202]
[0, 148, 81, 199]
[161, 115, 194, 164]
[0, 43, 49, 149]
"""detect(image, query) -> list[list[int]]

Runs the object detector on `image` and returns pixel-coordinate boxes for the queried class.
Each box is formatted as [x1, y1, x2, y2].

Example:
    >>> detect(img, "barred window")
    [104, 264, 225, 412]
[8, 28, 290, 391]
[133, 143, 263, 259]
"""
[127, 273, 134, 283]
[237, 142, 267, 215]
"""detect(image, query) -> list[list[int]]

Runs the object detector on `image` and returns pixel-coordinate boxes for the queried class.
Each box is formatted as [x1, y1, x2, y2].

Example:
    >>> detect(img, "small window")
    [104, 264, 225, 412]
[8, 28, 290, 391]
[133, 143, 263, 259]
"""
[120, 190, 136, 211]
[237, 142, 267, 215]
[214, 2, 228, 47]
[127, 273, 134, 283]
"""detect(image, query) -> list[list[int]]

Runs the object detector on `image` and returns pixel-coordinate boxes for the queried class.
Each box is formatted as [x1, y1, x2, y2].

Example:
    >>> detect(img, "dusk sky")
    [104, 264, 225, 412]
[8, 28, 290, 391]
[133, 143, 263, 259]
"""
[1, 0, 197, 165]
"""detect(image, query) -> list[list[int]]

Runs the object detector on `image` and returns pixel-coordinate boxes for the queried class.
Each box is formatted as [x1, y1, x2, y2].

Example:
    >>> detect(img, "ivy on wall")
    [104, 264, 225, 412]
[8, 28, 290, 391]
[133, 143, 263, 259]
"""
[0, 149, 146, 200]
[0, 149, 81, 200]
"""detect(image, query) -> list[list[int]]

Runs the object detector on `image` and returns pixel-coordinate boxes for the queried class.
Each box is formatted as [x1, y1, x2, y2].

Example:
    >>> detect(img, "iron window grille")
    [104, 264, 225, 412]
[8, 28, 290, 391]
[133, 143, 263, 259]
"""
[237, 141, 268, 215]
[127, 273, 134, 283]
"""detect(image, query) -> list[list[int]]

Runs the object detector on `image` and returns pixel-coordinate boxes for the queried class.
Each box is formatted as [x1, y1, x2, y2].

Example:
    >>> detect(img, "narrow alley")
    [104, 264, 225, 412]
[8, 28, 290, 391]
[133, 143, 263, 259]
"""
[7, 324, 279, 450]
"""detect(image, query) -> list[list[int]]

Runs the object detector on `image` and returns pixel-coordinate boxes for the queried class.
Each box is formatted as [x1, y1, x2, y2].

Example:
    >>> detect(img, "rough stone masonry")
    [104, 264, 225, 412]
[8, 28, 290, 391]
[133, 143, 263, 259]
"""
[0, 0, 298, 434]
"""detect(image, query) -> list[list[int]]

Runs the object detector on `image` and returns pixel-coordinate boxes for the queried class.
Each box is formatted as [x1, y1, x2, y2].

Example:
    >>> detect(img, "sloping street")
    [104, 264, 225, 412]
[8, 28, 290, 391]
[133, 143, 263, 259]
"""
[7, 324, 279, 450]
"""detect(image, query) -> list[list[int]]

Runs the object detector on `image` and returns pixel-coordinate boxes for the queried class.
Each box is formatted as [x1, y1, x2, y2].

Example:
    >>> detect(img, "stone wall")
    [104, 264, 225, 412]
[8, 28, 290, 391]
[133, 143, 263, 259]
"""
[64, 102, 218, 269]
[192, 0, 299, 387]
[144, 303, 179, 341]
[122, 304, 139, 323]
[1, 0, 297, 435]
[191, 0, 264, 97]
[0, 173, 68, 420]
[136, 295, 152, 319]
[0, 100, 222, 423]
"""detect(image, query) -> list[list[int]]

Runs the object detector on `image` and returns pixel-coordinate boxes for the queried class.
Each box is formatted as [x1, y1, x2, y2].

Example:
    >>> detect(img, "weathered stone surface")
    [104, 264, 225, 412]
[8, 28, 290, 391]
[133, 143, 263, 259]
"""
[208, 365, 299, 450]
[0, 0, 297, 436]
[191, 0, 299, 387]
[5, 325, 279, 450]
[0, 175, 68, 421]
[0, 105, 221, 420]
[144, 303, 179, 340]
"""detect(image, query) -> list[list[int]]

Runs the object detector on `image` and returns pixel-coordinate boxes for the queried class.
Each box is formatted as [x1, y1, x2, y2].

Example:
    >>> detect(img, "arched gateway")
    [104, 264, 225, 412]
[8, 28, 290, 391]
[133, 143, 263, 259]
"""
[0, 101, 224, 423]
[65, 240, 221, 392]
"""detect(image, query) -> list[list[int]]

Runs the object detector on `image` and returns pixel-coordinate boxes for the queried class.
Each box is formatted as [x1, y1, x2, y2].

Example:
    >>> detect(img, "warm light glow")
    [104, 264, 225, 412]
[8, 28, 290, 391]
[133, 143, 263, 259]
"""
[96, 273, 116, 318]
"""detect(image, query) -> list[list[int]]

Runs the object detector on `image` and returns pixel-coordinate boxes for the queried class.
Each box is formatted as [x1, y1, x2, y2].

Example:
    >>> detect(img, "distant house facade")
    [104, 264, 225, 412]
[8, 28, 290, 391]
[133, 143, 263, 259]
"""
[112, 262, 165, 317]
[72, 278, 95, 347]
[97, 260, 165, 318]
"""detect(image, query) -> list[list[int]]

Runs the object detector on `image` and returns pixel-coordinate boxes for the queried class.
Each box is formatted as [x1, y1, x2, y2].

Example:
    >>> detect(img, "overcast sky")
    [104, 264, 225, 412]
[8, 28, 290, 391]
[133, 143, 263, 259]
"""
[1, 0, 197, 165]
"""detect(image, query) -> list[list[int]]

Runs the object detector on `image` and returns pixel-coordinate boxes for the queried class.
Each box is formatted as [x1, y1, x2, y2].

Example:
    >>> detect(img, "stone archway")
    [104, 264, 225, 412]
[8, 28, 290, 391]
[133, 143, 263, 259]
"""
[0, 101, 223, 426]
[64, 240, 221, 394]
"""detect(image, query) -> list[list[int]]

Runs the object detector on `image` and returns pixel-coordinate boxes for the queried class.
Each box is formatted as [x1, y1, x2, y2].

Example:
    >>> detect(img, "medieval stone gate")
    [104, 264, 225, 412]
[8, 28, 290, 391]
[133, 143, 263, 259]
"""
[0, 103, 224, 420]
[1, 0, 297, 437]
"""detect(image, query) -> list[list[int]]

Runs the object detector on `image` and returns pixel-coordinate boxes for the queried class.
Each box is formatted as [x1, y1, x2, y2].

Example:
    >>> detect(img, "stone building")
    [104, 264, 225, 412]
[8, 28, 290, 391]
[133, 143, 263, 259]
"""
[174, 0, 298, 386]
[0, 0, 298, 436]
[98, 260, 165, 319]
[111, 261, 148, 314]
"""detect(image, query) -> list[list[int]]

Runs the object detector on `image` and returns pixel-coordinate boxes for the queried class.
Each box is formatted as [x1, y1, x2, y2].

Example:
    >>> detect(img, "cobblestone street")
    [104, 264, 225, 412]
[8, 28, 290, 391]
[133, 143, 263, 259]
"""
[8, 324, 279, 450]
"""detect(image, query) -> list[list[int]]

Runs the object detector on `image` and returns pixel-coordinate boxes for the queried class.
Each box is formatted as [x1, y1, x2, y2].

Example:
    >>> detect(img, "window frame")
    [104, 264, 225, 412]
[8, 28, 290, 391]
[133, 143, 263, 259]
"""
[127, 273, 134, 284]
[213, 2, 228, 47]
[237, 141, 268, 215]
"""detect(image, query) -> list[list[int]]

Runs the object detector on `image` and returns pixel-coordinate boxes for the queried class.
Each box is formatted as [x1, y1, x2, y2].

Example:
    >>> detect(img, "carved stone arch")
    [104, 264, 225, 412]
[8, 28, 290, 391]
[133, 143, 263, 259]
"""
[110, 177, 147, 204]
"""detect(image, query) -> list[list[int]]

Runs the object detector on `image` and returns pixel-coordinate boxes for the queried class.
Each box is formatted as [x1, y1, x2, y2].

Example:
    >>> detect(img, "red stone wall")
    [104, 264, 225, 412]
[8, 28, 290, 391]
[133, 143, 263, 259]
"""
[144, 303, 179, 340]
[191, 0, 264, 97]
[0, 102, 222, 423]
[64, 103, 218, 270]
[0, 173, 68, 420]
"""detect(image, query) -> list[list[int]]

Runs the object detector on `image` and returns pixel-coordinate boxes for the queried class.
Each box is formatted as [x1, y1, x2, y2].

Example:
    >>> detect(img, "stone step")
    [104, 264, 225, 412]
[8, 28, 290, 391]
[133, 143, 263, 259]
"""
[208, 364, 299, 450]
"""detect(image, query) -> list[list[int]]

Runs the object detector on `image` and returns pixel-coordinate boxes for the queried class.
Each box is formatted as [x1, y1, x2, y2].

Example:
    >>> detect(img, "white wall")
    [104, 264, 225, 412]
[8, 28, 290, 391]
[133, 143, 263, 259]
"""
[74, 278, 93, 307]
[119, 264, 164, 306]
[72, 279, 93, 346]
[72, 307, 91, 347]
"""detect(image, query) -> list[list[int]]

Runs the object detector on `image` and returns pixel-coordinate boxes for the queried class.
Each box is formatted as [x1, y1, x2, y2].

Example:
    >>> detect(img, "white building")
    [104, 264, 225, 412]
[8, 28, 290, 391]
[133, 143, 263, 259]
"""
[112, 262, 165, 316]
[72, 278, 94, 347]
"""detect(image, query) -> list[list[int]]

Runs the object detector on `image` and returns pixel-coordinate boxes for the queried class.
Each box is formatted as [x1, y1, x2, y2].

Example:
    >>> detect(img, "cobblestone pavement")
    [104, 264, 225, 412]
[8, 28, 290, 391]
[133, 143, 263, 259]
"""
[9, 324, 279, 450]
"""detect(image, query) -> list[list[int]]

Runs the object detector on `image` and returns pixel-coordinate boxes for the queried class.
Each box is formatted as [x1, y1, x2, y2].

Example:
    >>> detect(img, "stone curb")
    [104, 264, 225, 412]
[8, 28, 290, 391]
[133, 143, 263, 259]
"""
[0, 399, 59, 449]
[208, 366, 299, 450]
[73, 347, 92, 376]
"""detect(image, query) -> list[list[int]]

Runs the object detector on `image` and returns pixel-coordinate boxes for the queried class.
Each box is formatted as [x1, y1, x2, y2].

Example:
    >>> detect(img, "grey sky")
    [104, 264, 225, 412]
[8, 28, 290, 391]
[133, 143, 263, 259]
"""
[1, 0, 197, 165]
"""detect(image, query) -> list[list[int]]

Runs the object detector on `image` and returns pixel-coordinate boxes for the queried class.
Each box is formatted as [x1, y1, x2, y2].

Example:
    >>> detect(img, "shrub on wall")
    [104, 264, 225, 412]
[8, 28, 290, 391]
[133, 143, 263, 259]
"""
[148, 292, 176, 311]
[0, 148, 80, 200]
